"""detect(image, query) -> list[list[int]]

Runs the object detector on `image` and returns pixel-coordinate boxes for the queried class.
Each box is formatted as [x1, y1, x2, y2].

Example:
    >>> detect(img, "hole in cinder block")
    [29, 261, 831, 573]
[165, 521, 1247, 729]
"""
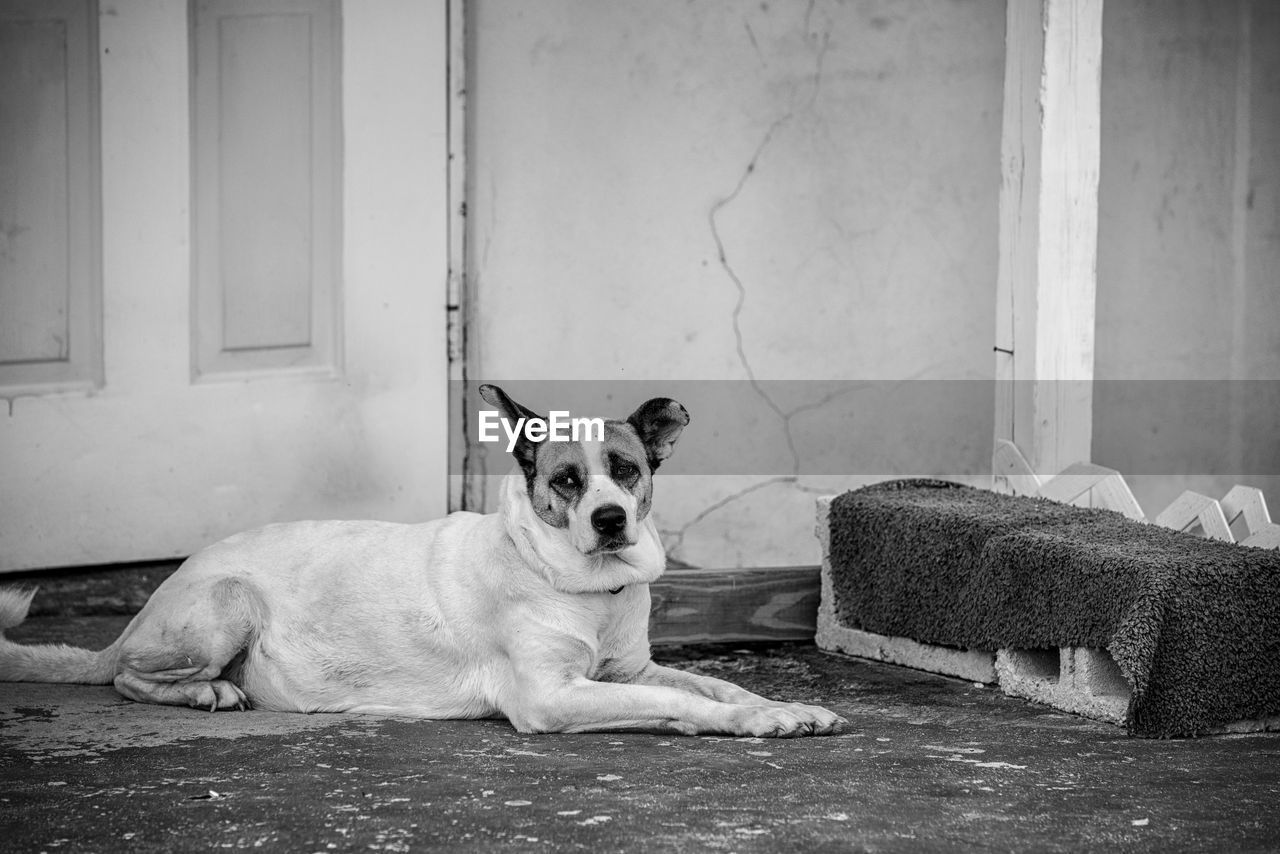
[1081, 649, 1130, 699]
[1010, 649, 1060, 683]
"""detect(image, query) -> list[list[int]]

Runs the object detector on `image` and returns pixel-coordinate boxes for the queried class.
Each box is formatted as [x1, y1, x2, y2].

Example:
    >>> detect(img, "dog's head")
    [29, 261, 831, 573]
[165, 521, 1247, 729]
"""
[479, 384, 689, 557]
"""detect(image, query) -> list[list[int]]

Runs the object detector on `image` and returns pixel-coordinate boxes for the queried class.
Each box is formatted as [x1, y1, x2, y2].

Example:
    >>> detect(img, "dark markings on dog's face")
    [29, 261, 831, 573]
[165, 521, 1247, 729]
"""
[548, 463, 585, 502]
[601, 421, 653, 519]
[528, 440, 588, 529]
[478, 385, 690, 549]
[524, 422, 652, 532]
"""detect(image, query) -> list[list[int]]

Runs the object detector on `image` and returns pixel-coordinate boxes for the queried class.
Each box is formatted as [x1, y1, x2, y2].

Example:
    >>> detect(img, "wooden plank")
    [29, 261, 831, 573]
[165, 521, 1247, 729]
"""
[1153, 491, 1210, 534]
[1221, 485, 1271, 534]
[446, 0, 471, 513]
[1198, 502, 1237, 543]
[992, 438, 1042, 497]
[993, 0, 1104, 481]
[1225, 0, 1249, 479]
[649, 566, 820, 646]
[1038, 462, 1114, 504]
[1089, 473, 1146, 521]
[1034, 0, 1103, 474]
[993, 1, 1043, 469]
[1038, 462, 1145, 520]
[1242, 525, 1280, 550]
[1154, 491, 1234, 542]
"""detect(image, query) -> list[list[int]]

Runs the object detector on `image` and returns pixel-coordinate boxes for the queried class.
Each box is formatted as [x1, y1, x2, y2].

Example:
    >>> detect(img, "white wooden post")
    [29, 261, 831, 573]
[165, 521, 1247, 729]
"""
[994, 0, 1104, 485]
[447, 0, 473, 512]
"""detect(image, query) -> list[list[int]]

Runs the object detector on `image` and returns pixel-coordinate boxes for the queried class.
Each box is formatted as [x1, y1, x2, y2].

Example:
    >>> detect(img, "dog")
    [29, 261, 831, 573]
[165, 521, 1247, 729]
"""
[0, 385, 843, 737]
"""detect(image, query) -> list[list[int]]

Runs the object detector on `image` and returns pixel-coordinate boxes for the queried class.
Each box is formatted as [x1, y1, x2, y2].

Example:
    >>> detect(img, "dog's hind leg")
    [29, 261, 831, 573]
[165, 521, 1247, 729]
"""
[112, 576, 257, 712]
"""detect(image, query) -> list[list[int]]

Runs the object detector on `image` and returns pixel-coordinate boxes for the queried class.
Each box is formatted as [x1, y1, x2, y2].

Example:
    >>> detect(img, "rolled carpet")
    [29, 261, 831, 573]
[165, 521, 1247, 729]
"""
[825, 479, 1280, 737]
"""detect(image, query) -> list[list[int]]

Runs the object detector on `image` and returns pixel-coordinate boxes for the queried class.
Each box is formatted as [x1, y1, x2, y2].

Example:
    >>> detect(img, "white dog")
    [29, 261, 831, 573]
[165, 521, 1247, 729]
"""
[0, 385, 843, 737]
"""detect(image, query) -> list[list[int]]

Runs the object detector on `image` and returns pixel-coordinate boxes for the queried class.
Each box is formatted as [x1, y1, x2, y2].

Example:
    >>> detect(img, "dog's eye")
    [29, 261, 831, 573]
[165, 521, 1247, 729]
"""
[611, 460, 640, 481]
[551, 471, 580, 491]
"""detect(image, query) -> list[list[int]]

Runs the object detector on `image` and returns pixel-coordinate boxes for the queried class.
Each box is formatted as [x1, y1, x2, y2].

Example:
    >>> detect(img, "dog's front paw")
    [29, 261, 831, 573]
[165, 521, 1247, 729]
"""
[782, 702, 846, 735]
[732, 704, 843, 738]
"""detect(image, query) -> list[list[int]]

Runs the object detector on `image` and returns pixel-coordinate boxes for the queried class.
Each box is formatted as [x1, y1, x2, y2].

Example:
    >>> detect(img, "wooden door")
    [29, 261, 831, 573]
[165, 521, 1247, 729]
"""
[0, 0, 450, 572]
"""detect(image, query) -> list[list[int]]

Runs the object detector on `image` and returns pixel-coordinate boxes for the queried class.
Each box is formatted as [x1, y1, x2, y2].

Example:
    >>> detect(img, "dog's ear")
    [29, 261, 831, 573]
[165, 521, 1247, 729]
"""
[478, 384, 543, 475]
[626, 398, 690, 471]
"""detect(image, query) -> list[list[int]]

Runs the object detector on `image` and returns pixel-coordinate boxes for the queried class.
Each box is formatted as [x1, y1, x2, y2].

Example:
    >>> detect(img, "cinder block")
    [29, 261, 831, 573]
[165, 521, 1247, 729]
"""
[1005, 648, 1062, 683]
[1072, 646, 1130, 701]
[995, 647, 1129, 725]
[815, 489, 1280, 735]
[1213, 715, 1280, 735]
[818, 493, 1129, 725]
[995, 646, 1280, 732]
[815, 497, 997, 684]
[818, 624, 998, 684]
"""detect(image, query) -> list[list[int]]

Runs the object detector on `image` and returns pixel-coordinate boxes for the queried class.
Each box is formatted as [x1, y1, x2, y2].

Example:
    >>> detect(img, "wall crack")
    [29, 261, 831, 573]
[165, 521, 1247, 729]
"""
[660, 476, 797, 562]
[705, 7, 837, 479]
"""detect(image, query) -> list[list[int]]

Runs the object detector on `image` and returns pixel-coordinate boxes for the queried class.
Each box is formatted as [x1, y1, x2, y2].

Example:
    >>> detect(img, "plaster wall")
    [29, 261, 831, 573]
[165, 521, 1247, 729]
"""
[465, 0, 1280, 565]
[1094, 0, 1280, 515]
[465, 0, 1005, 567]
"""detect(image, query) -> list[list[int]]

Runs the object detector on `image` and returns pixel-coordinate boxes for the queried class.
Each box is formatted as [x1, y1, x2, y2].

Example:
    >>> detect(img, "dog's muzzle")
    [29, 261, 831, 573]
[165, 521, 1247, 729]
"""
[591, 504, 627, 537]
[589, 504, 633, 552]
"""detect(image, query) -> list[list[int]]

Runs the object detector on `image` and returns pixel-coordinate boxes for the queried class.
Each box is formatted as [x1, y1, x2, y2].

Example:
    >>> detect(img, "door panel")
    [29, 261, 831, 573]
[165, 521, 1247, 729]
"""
[192, 0, 341, 376]
[0, 0, 448, 572]
[0, 0, 101, 393]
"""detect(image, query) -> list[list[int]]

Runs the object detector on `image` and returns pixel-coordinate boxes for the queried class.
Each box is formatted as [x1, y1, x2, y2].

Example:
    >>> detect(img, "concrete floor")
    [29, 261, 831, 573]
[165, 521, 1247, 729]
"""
[4, 616, 1280, 853]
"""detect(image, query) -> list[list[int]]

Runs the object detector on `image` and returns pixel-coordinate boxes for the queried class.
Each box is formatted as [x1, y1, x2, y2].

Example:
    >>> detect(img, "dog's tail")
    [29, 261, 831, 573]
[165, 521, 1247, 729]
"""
[0, 587, 119, 684]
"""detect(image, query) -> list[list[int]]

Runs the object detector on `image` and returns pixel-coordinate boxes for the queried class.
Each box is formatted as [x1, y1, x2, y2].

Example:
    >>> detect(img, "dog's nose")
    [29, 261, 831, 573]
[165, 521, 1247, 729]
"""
[590, 504, 627, 536]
